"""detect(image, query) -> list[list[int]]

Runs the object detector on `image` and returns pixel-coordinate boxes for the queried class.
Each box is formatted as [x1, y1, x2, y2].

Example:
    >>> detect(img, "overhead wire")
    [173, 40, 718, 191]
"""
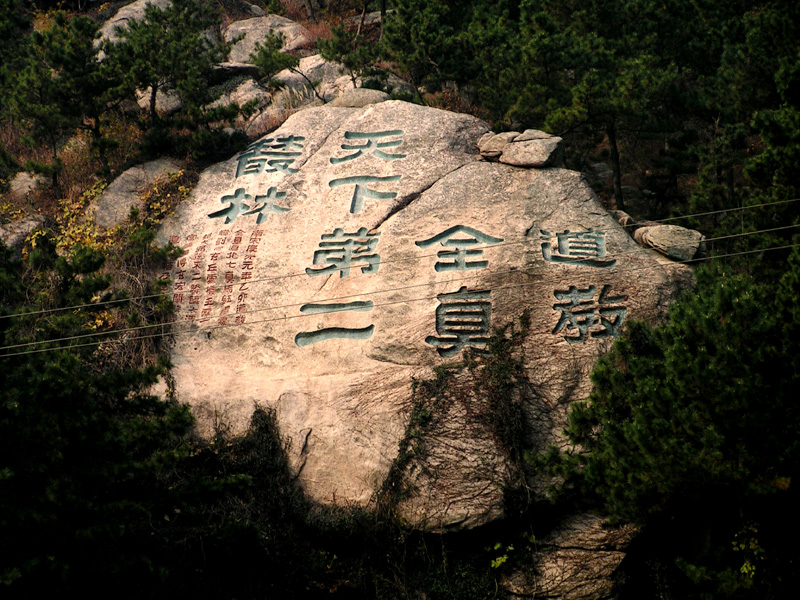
[1, 222, 796, 351]
[2, 241, 798, 358]
[1, 196, 798, 322]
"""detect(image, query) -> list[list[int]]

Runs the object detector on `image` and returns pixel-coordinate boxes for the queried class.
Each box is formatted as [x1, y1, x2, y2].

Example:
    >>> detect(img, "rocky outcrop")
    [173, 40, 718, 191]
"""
[503, 514, 637, 599]
[155, 101, 692, 534]
[0, 214, 46, 257]
[329, 88, 390, 108]
[97, 0, 173, 44]
[92, 159, 183, 228]
[478, 129, 565, 168]
[633, 223, 706, 262]
[7, 172, 47, 199]
[223, 15, 311, 64]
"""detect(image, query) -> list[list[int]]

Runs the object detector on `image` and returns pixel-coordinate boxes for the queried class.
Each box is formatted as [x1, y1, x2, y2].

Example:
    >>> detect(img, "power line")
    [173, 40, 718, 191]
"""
[634, 197, 800, 226]
[2, 241, 797, 358]
[1, 198, 798, 322]
[2, 222, 796, 352]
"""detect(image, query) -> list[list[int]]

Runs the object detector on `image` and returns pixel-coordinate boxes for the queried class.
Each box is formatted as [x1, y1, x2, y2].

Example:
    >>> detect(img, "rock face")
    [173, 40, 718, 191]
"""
[504, 515, 637, 600]
[156, 101, 692, 533]
[92, 159, 183, 228]
[479, 129, 565, 167]
[0, 214, 46, 257]
[97, 0, 173, 44]
[223, 15, 311, 64]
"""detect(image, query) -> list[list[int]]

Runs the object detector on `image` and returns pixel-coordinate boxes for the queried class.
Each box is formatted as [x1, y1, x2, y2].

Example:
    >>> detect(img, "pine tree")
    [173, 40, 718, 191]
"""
[539, 252, 800, 597]
[110, 0, 227, 126]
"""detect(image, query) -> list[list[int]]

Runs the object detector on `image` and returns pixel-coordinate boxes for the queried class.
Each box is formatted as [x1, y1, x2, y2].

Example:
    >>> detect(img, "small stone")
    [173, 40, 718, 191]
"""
[633, 224, 705, 262]
[8, 172, 48, 198]
[330, 88, 390, 107]
[498, 136, 565, 168]
[609, 209, 634, 227]
[478, 131, 520, 160]
[514, 128, 552, 142]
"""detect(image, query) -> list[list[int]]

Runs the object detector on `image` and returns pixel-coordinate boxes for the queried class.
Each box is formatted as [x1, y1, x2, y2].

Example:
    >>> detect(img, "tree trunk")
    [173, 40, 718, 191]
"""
[149, 83, 159, 126]
[90, 117, 110, 175]
[607, 119, 624, 210]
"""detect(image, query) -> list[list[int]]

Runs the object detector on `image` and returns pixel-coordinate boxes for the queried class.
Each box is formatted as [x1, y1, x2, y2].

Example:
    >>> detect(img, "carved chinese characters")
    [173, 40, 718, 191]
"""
[426, 287, 492, 357]
[416, 225, 504, 272]
[328, 130, 406, 213]
[540, 229, 627, 344]
[305, 228, 381, 278]
[208, 187, 289, 225]
[163, 229, 262, 325]
[540, 228, 616, 268]
[295, 228, 381, 346]
[235, 135, 306, 176]
[174, 119, 630, 360]
[552, 285, 627, 343]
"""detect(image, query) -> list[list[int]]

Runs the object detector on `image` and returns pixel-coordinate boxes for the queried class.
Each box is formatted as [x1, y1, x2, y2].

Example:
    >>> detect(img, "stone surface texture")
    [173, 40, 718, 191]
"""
[155, 101, 693, 533]
[275, 54, 353, 99]
[479, 129, 565, 167]
[330, 88, 391, 107]
[97, 0, 173, 44]
[136, 87, 183, 116]
[634, 223, 706, 262]
[0, 214, 46, 255]
[8, 172, 48, 198]
[208, 78, 271, 113]
[92, 159, 183, 228]
[503, 514, 637, 599]
[224, 15, 311, 64]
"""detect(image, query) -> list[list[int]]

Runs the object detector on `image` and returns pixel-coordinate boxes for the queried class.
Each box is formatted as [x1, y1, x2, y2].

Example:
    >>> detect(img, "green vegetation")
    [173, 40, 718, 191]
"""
[536, 253, 800, 598]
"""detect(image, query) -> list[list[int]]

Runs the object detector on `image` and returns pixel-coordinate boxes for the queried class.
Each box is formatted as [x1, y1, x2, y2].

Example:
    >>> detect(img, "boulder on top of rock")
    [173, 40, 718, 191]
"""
[92, 159, 183, 228]
[330, 88, 390, 108]
[479, 129, 564, 167]
[155, 100, 692, 533]
[633, 223, 706, 262]
[224, 15, 311, 64]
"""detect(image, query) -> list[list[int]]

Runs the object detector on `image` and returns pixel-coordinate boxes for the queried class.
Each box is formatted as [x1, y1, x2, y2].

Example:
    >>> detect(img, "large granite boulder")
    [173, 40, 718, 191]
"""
[155, 101, 692, 532]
